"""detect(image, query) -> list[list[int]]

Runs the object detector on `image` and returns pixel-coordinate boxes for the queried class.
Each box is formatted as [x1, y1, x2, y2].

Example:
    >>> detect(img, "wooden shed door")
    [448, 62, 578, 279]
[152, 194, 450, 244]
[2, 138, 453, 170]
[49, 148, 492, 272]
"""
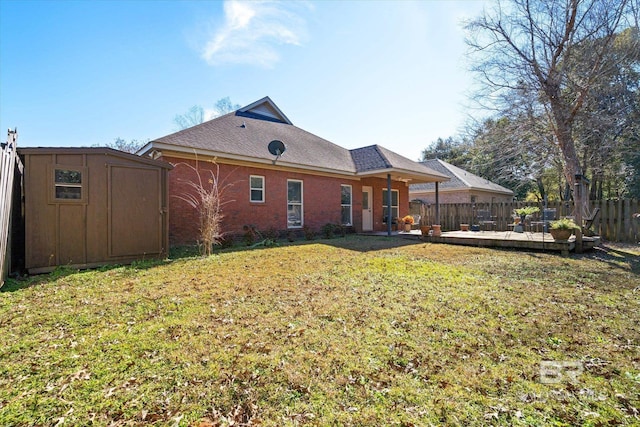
[108, 165, 163, 257]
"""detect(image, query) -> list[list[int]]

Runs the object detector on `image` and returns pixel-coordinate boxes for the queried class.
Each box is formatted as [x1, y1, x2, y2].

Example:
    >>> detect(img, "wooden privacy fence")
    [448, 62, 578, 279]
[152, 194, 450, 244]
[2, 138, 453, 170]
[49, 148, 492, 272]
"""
[1, 129, 20, 287]
[411, 199, 640, 243]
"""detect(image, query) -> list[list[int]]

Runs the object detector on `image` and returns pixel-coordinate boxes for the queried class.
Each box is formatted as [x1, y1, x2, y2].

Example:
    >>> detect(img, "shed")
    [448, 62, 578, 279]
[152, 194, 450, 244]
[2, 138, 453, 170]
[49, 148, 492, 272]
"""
[18, 147, 172, 274]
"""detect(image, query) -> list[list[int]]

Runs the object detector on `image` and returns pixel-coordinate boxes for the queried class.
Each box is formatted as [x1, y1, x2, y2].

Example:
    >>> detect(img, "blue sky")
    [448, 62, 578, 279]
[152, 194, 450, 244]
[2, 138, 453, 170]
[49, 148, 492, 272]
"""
[0, 0, 487, 161]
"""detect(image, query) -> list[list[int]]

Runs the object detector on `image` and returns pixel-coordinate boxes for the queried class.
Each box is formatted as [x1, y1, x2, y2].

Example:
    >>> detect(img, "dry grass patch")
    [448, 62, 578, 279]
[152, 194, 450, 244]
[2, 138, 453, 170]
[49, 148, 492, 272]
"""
[1, 237, 638, 426]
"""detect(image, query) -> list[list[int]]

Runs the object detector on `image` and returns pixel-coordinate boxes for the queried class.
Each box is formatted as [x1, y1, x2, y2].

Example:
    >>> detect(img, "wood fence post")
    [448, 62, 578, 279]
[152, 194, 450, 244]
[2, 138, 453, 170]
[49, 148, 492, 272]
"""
[595, 200, 603, 238]
[615, 199, 622, 242]
[624, 199, 631, 243]
[1, 129, 19, 287]
[609, 199, 615, 241]
[632, 199, 639, 243]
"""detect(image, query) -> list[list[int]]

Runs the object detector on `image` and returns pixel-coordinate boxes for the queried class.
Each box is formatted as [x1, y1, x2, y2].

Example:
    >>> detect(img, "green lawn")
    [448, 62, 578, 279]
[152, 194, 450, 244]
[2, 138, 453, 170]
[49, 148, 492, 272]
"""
[1, 237, 638, 426]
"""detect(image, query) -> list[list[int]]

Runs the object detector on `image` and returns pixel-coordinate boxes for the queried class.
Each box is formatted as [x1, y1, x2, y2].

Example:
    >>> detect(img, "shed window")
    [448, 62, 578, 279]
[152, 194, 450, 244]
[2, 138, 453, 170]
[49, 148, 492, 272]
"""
[341, 185, 352, 226]
[250, 175, 264, 202]
[54, 169, 83, 200]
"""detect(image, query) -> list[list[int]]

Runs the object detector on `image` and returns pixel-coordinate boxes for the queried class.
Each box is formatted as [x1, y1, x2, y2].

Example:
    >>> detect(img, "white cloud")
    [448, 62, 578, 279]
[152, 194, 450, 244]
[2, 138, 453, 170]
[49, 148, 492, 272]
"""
[203, 108, 219, 121]
[202, 0, 309, 68]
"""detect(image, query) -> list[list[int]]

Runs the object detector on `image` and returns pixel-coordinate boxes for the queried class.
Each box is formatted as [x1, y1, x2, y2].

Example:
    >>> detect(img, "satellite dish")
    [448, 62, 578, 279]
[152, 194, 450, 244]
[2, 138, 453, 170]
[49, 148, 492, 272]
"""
[268, 140, 286, 157]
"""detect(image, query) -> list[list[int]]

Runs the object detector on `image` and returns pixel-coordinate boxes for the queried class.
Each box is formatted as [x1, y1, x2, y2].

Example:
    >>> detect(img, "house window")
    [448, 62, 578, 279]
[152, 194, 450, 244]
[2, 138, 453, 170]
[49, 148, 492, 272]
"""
[382, 189, 399, 222]
[287, 180, 303, 228]
[53, 167, 87, 202]
[470, 195, 477, 203]
[341, 184, 352, 225]
[250, 175, 264, 202]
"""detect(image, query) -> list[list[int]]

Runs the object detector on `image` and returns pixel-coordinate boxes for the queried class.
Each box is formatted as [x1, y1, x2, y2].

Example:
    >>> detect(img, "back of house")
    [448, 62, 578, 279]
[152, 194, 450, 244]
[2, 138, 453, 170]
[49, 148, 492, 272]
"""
[138, 97, 449, 245]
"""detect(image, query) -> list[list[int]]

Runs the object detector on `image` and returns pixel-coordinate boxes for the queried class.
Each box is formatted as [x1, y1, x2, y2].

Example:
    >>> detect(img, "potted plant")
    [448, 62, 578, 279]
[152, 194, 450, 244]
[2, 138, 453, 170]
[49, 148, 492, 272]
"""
[420, 223, 431, 236]
[513, 206, 540, 232]
[514, 206, 540, 220]
[402, 215, 414, 232]
[549, 218, 580, 240]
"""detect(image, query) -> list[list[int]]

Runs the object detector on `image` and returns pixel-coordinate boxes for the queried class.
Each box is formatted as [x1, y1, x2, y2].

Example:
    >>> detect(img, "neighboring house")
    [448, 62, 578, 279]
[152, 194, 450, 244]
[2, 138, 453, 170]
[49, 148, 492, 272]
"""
[138, 97, 448, 245]
[409, 158, 513, 204]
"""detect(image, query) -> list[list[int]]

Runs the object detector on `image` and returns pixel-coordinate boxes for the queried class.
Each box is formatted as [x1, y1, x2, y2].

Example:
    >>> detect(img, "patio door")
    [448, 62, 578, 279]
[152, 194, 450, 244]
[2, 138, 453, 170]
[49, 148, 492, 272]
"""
[362, 186, 373, 231]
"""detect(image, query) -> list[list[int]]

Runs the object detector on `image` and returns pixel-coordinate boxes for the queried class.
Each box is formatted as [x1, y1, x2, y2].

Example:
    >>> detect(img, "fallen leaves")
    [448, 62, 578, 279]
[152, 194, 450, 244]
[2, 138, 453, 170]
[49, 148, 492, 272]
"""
[1, 237, 638, 425]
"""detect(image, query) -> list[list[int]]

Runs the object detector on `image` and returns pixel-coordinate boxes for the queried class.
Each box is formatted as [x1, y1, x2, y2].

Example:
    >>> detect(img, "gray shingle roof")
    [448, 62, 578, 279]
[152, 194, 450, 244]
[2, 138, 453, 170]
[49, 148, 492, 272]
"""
[350, 145, 448, 179]
[152, 110, 357, 173]
[350, 145, 392, 172]
[410, 159, 513, 194]
[145, 97, 448, 182]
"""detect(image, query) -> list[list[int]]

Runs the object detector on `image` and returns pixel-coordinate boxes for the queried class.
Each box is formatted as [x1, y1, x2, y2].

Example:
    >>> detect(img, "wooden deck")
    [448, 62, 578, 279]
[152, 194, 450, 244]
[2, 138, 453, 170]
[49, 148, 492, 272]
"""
[365, 230, 601, 255]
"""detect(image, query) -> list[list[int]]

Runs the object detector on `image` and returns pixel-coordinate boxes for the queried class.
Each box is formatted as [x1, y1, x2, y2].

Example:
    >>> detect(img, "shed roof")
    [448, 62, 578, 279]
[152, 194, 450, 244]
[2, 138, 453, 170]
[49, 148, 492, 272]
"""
[140, 97, 448, 184]
[410, 159, 513, 195]
[18, 147, 173, 170]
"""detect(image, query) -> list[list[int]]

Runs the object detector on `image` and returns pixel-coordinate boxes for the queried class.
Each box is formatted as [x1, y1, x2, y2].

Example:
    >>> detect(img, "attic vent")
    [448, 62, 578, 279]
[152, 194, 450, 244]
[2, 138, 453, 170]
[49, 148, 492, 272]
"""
[241, 121, 246, 128]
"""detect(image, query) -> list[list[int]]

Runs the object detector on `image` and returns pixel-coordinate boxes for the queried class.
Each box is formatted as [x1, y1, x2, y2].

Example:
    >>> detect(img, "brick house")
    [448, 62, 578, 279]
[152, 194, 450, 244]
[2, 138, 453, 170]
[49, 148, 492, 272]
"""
[409, 159, 513, 204]
[138, 97, 448, 245]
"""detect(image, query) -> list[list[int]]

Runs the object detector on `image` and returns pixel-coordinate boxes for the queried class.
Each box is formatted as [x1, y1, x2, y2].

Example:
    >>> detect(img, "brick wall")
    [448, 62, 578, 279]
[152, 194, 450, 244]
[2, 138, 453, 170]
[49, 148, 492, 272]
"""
[363, 178, 410, 230]
[164, 156, 369, 245]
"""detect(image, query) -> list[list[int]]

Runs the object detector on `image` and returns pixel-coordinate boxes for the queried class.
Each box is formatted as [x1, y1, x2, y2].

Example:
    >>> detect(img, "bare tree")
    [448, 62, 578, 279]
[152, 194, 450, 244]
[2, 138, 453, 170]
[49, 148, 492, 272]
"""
[174, 105, 206, 131]
[467, 0, 637, 187]
[213, 97, 240, 116]
[466, 0, 638, 246]
[464, 22, 640, 200]
[174, 97, 241, 130]
[572, 27, 640, 198]
[470, 115, 558, 200]
[102, 137, 147, 154]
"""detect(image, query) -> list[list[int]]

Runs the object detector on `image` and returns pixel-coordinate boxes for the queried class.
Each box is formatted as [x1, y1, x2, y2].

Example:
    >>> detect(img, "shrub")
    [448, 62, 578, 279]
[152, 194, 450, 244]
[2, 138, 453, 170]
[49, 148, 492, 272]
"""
[174, 160, 236, 256]
[303, 225, 316, 240]
[243, 224, 258, 246]
[264, 227, 280, 241]
[243, 224, 280, 247]
[217, 235, 234, 249]
[320, 223, 347, 239]
[550, 218, 581, 230]
[322, 223, 335, 239]
[514, 206, 540, 216]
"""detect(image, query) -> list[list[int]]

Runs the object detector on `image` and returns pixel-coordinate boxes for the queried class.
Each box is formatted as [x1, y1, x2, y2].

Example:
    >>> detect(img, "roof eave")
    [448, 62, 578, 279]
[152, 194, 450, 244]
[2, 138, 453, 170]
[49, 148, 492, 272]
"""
[141, 142, 450, 184]
[411, 186, 514, 195]
[467, 186, 514, 195]
[357, 167, 450, 184]
[19, 146, 173, 169]
[141, 141, 358, 176]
